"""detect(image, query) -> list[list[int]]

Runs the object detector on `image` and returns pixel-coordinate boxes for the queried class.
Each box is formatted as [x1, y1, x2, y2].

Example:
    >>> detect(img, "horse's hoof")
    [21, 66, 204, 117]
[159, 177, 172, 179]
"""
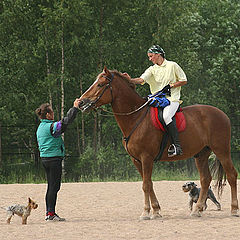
[190, 211, 201, 217]
[151, 213, 162, 220]
[231, 210, 239, 217]
[140, 213, 151, 220]
[140, 216, 151, 220]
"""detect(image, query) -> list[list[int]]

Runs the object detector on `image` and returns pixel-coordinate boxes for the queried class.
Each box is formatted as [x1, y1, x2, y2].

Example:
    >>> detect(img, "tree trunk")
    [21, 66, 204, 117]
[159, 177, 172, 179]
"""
[45, 25, 52, 106]
[76, 122, 81, 155]
[34, 116, 40, 166]
[81, 113, 85, 151]
[98, 113, 101, 148]
[93, 3, 104, 155]
[93, 111, 97, 157]
[79, 69, 85, 152]
[60, 19, 65, 176]
[46, 49, 52, 106]
[0, 122, 2, 167]
[97, 4, 104, 70]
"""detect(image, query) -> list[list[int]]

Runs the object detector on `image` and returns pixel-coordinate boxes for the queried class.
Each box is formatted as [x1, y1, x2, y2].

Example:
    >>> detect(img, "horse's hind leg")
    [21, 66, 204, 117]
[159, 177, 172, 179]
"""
[191, 147, 212, 217]
[213, 150, 239, 216]
[132, 157, 161, 220]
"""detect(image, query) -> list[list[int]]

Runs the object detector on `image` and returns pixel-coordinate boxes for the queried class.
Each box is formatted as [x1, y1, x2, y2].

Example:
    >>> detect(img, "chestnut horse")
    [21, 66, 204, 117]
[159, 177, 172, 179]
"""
[79, 67, 239, 219]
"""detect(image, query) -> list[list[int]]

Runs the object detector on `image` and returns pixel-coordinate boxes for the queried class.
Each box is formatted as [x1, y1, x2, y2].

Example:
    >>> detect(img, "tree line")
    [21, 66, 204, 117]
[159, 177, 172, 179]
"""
[0, 0, 239, 182]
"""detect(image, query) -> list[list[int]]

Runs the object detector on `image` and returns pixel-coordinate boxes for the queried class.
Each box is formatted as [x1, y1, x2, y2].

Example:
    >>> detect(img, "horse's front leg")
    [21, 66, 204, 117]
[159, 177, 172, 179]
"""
[140, 180, 152, 220]
[136, 158, 161, 220]
[149, 187, 162, 219]
[132, 158, 151, 220]
[141, 179, 162, 220]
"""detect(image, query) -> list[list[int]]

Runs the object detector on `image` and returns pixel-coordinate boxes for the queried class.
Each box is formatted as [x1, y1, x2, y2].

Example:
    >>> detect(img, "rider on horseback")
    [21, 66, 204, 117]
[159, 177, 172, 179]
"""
[124, 45, 187, 157]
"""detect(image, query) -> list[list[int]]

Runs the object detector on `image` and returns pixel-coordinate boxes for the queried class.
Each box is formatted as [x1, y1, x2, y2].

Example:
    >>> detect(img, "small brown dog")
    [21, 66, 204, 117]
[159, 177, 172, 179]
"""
[6, 197, 38, 224]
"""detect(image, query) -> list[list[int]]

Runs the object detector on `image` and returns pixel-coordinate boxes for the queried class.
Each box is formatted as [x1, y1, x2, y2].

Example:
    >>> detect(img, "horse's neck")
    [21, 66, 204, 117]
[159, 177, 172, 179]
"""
[111, 89, 146, 137]
[112, 92, 144, 112]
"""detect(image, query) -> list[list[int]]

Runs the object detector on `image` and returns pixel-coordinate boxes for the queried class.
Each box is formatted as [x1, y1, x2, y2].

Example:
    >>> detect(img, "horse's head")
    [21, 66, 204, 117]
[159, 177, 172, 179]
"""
[79, 66, 115, 112]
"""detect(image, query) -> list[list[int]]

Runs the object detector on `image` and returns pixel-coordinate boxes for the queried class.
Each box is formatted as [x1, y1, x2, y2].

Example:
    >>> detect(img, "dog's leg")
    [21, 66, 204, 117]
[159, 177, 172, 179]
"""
[189, 199, 193, 211]
[7, 216, 12, 224]
[6, 215, 12, 224]
[208, 190, 221, 210]
[22, 216, 27, 224]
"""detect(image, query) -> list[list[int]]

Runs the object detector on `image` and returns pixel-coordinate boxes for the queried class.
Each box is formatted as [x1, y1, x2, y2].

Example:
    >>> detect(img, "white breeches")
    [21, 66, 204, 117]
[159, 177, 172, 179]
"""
[163, 101, 180, 125]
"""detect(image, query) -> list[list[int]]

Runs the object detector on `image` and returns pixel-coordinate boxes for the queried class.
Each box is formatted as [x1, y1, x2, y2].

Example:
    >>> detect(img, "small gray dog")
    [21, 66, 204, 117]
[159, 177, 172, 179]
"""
[182, 182, 221, 211]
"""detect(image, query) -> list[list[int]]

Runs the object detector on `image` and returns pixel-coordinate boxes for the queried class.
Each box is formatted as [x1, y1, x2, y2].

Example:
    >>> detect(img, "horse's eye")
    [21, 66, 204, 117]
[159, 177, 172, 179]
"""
[97, 83, 104, 87]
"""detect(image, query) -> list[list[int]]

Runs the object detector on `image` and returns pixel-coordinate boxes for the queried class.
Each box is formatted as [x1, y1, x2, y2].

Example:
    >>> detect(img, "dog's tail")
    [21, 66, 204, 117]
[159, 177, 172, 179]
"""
[210, 157, 226, 198]
[0, 206, 9, 211]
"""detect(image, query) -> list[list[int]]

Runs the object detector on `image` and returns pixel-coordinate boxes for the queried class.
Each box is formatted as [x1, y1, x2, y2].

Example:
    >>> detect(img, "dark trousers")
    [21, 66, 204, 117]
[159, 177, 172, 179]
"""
[42, 158, 62, 213]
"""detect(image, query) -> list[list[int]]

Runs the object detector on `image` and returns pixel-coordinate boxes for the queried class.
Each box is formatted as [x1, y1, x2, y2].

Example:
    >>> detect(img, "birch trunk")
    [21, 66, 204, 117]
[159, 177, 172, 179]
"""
[45, 25, 52, 106]
[60, 19, 65, 175]
[79, 69, 85, 152]
[93, 4, 104, 154]
[0, 122, 2, 167]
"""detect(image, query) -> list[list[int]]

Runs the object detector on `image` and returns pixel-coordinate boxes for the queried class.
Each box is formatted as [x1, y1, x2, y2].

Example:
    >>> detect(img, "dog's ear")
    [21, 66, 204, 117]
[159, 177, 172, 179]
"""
[28, 197, 31, 203]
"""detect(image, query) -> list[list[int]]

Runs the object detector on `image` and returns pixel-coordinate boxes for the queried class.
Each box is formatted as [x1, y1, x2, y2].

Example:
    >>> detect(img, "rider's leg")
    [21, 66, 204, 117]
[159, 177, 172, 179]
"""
[163, 102, 183, 157]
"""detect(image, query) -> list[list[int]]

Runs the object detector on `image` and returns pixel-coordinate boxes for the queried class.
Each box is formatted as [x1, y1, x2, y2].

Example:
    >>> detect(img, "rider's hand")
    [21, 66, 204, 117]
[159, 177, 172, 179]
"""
[123, 72, 131, 79]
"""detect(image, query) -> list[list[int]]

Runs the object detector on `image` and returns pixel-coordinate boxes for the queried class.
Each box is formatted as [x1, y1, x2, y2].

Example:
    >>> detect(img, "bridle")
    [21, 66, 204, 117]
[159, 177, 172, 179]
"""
[91, 72, 150, 116]
[90, 73, 114, 107]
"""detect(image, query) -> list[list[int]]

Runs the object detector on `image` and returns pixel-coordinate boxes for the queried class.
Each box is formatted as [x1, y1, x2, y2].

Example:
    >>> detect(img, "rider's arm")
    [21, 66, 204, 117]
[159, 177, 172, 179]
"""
[170, 63, 187, 88]
[170, 81, 187, 88]
[129, 77, 144, 85]
[123, 73, 145, 85]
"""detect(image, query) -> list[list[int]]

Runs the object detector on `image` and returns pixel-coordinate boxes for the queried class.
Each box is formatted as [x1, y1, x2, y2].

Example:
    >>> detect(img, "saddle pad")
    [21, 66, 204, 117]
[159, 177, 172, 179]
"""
[150, 107, 186, 132]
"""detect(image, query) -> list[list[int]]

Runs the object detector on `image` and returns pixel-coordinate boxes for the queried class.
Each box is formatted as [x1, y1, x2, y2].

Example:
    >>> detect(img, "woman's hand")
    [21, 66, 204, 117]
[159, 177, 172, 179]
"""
[73, 98, 81, 108]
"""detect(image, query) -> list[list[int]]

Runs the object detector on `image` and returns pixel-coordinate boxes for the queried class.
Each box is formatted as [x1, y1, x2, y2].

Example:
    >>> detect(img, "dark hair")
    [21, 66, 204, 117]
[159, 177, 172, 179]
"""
[35, 103, 52, 119]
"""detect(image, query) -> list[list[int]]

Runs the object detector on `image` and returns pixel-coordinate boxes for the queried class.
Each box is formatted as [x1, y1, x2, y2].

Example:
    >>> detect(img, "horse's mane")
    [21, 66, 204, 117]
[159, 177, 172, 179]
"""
[111, 70, 136, 91]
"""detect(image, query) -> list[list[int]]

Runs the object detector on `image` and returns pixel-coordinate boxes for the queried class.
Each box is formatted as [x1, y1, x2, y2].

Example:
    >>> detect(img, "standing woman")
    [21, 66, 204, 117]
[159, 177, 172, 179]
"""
[124, 45, 187, 157]
[35, 98, 80, 221]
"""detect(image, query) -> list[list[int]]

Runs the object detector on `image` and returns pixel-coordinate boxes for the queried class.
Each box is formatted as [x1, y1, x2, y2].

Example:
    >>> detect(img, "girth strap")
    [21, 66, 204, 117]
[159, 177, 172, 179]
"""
[123, 106, 150, 162]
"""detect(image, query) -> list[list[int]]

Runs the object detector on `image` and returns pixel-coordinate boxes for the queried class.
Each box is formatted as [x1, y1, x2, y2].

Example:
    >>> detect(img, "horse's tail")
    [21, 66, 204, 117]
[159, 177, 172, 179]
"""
[210, 157, 227, 198]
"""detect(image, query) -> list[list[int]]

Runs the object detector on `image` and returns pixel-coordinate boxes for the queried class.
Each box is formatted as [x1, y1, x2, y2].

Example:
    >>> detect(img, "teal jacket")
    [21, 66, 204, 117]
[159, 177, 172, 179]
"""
[37, 119, 65, 157]
[36, 107, 79, 158]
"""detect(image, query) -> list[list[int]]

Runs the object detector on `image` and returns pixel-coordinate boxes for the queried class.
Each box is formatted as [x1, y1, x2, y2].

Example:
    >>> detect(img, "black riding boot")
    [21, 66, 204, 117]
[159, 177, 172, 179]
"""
[166, 119, 183, 157]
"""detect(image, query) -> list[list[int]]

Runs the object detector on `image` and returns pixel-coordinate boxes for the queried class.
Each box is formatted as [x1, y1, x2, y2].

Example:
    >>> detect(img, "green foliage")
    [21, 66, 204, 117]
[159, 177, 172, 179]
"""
[0, 0, 239, 182]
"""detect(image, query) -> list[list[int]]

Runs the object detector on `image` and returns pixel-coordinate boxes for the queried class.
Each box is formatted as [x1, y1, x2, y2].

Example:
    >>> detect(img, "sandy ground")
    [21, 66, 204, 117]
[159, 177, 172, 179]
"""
[0, 180, 240, 240]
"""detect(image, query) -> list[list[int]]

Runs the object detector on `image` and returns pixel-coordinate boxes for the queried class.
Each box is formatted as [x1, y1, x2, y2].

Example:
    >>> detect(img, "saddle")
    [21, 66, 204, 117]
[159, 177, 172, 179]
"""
[150, 106, 186, 162]
[150, 107, 186, 132]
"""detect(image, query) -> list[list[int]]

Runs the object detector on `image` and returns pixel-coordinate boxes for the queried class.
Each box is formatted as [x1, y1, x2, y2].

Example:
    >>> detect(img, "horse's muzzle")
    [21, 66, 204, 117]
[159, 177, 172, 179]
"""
[78, 98, 93, 112]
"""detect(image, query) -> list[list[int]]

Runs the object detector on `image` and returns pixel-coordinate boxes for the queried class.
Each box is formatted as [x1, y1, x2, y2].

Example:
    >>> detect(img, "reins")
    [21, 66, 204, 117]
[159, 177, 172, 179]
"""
[92, 72, 150, 117]
[97, 99, 151, 116]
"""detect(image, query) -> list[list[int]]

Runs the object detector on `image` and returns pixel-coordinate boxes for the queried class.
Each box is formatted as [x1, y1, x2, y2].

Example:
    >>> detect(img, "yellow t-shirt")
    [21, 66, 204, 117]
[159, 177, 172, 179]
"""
[140, 59, 187, 102]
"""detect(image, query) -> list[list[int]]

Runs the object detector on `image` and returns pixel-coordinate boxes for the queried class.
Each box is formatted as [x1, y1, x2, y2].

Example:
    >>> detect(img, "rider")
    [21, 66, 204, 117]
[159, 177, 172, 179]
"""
[124, 45, 187, 157]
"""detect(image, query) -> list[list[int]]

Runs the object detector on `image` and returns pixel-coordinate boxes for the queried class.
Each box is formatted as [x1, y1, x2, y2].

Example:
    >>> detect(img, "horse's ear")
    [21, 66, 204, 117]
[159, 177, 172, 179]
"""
[103, 66, 110, 75]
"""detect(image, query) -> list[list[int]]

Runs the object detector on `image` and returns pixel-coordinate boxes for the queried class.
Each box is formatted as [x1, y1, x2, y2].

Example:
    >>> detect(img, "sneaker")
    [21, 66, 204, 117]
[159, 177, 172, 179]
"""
[45, 213, 66, 221]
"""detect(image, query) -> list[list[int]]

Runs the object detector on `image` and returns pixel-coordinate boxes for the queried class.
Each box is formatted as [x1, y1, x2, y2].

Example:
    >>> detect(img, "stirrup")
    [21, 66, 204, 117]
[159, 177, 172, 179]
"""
[168, 144, 183, 157]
